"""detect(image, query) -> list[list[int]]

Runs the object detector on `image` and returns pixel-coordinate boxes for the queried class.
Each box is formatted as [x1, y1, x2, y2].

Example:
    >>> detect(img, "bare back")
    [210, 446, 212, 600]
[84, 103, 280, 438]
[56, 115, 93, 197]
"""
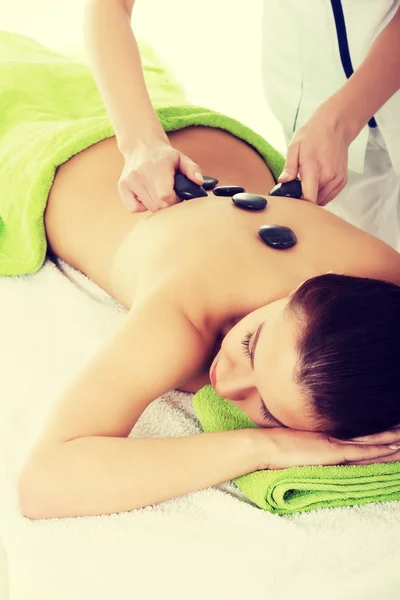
[108, 191, 400, 327]
[45, 126, 400, 353]
[31, 127, 400, 466]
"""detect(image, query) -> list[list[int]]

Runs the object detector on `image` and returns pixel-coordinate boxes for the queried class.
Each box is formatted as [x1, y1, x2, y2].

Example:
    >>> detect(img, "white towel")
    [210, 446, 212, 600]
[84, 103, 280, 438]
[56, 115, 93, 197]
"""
[0, 256, 400, 600]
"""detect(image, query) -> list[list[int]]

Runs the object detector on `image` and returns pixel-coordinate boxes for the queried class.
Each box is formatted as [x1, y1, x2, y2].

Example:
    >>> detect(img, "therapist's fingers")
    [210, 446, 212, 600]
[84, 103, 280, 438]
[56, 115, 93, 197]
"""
[299, 163, 319, 204]
[317, 173, 347, 206]
[118, 177, 155, 212]
[118, 179, 146, 212]
[278, 143, 300, 182]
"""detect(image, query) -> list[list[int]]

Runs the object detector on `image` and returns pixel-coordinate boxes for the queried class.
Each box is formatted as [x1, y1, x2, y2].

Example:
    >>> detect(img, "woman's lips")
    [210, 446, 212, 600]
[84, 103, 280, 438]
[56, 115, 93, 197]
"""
[210, 361, 218, 387]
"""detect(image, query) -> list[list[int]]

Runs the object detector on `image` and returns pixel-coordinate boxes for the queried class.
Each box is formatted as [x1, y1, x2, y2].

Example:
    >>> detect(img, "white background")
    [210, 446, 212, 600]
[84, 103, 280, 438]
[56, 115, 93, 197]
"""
[0, 0, 286, 151]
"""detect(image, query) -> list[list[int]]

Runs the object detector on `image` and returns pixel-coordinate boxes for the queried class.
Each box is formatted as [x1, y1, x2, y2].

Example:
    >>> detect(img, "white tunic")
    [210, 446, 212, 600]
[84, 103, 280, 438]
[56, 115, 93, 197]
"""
[261, 0, 400, 248]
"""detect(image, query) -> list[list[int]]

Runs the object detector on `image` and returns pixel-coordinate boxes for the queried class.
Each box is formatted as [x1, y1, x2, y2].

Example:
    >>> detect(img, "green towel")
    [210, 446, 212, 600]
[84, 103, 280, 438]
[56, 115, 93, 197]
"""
[0, 30, 284, 277]
[193, 385, 400, 515]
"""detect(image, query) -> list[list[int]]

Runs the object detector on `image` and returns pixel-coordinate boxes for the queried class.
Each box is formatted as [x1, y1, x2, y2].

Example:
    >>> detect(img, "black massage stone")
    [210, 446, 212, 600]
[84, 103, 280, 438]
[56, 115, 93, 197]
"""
[213, 185, 245, 196]
[173, 172, 208, 201]
[202, 176, 219, 190]
[258, 225, 297, 249]
[269, 178, 303, 199]
[232, 193, 267, 211]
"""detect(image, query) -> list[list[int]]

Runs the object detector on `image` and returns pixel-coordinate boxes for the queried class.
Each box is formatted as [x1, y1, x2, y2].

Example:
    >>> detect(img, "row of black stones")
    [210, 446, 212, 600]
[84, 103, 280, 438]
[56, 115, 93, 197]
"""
[173, 172, 302, 250]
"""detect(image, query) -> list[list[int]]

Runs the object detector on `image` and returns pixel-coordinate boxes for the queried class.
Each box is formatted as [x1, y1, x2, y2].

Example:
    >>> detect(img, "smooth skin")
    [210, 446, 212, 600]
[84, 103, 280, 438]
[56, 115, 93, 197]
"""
[16, 124, 400, 520]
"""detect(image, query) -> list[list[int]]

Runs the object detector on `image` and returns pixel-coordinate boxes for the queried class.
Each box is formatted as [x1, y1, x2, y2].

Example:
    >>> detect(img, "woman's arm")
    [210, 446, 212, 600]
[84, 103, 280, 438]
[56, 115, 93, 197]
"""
[83, 0, 169, 157]
[17, 291, 260, 519]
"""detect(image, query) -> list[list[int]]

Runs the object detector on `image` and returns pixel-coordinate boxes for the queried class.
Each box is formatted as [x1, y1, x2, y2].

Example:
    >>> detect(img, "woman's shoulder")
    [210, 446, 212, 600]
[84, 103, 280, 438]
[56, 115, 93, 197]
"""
[343, 229, 400, 287]
[134, 265, 227, 342]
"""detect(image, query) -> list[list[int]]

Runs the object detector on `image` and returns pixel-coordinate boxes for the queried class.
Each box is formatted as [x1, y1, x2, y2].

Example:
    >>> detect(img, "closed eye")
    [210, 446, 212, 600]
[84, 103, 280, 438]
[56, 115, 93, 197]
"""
[241, 331, 253, 363]
[241, 328, 286, 427]
[259, 400, 278, 425]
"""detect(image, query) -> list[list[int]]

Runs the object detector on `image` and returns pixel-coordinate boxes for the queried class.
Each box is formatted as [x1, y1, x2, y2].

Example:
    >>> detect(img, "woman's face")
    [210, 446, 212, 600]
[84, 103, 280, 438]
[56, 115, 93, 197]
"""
[209, 294, 317, 431]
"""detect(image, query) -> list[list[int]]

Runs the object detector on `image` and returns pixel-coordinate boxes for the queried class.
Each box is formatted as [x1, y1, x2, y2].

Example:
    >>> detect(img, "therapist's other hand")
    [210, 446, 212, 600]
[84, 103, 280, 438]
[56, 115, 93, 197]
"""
[118, 141, 204, 213]
[278, 105, 351, 206]
[255, 427, 400, 471]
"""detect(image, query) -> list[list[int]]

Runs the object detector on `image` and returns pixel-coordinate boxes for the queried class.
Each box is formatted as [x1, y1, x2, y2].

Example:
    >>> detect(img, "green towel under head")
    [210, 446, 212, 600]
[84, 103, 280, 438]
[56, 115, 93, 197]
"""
[192, 385, 400, 516]
[0, 30, 284, 276]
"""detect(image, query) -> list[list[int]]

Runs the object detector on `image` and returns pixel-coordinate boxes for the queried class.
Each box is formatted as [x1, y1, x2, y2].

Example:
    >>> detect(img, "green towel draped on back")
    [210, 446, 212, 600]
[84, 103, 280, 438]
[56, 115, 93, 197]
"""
[0, 30, 284, 276]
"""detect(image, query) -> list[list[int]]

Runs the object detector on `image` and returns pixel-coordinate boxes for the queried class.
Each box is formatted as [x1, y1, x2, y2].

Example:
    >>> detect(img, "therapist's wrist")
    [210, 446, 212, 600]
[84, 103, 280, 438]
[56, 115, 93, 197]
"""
[117, 129, 170, 160]
[320, 89, 369, 145]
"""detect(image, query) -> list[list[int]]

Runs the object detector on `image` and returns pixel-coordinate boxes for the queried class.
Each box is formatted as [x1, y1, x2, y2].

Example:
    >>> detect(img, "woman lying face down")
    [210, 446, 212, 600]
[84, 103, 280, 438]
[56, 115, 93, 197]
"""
[21, 120, 400, 518]
[213, 273, 400, 439]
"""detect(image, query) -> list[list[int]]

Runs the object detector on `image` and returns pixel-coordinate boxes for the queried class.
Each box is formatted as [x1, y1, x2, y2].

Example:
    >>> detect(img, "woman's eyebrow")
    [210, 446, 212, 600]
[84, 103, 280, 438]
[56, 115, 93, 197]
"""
[251, 320, 288, 428]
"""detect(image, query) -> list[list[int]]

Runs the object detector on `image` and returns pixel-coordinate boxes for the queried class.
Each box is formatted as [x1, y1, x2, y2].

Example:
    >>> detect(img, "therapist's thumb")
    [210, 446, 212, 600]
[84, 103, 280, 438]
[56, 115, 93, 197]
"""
[278, 144, 300, 182]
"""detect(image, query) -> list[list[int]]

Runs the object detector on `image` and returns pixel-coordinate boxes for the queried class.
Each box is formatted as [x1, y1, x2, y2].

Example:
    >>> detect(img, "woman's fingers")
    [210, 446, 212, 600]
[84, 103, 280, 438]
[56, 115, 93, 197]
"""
[346, 448, 400, 465]
[260, 429, 400, 470]
[339, 444, 400, 465]
[331, 439, 400, 464]
[343, 427, 400, 446]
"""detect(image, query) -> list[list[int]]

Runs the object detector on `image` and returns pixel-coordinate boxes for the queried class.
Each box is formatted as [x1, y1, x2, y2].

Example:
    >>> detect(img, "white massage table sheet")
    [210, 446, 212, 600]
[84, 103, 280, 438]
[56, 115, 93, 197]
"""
[0, 258, 400, 600]
[1, 1, 400, 595]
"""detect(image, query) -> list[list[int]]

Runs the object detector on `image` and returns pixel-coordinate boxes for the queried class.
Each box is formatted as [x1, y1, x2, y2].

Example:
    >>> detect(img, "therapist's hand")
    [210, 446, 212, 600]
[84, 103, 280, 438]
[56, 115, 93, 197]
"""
[118, 141, 204, 213]
[278, 104, 352, 206]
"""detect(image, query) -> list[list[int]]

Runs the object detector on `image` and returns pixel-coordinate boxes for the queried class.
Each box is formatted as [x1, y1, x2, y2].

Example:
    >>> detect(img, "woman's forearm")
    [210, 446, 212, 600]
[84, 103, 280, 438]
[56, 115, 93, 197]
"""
[83, 0, 169, 156]
[19, 429, 261, 519]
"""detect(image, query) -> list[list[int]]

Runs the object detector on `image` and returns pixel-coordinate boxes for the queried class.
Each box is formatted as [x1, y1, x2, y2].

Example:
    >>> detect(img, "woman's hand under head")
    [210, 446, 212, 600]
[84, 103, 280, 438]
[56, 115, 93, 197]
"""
[253, 426, 400, 470]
